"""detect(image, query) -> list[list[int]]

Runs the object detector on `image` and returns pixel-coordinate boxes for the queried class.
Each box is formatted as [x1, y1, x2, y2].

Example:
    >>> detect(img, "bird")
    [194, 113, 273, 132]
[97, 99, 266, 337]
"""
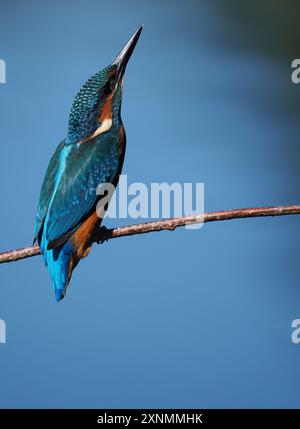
[33, 26, 143, 301]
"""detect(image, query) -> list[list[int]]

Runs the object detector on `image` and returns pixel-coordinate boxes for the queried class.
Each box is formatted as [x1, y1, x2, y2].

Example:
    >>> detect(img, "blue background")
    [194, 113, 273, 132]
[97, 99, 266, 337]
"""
[0, 0, 300, 408]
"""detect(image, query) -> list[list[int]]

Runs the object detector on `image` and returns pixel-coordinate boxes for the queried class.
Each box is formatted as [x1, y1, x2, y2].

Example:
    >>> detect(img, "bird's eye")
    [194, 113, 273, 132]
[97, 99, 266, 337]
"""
[103, 79, 115, 95]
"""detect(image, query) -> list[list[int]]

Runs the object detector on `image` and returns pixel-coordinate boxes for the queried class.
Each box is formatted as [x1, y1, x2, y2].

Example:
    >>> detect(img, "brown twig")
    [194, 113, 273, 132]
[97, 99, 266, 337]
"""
[0, 205, 300, 265]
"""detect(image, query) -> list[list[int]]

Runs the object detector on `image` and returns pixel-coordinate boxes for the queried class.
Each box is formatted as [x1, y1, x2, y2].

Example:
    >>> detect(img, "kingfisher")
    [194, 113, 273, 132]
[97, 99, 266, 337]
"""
[33, 26, 143, 301]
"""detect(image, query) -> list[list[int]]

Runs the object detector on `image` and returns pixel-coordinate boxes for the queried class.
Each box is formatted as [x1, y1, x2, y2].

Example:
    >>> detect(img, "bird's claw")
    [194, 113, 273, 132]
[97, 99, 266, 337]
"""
[97, 225, 108, 244]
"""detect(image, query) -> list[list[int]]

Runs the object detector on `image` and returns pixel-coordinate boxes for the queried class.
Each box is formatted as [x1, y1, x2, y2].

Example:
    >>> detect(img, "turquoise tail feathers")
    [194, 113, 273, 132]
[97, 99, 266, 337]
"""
[40, 232, 75, 301]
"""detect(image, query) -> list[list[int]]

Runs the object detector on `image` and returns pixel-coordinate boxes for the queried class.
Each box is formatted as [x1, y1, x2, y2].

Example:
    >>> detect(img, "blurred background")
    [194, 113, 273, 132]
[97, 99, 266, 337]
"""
[0, 0, 300, 408]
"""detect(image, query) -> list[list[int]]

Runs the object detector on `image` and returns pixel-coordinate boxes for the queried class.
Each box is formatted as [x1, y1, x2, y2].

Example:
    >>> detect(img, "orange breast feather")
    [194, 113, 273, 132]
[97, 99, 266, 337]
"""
[71, 211, 100, 259]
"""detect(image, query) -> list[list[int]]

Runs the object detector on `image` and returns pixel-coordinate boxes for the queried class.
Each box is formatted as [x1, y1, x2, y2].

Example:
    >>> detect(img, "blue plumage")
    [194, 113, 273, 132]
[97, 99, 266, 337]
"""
[46, 134, 119, 246]
[67, 65, 114, 145]
[34, 26, 142, 301]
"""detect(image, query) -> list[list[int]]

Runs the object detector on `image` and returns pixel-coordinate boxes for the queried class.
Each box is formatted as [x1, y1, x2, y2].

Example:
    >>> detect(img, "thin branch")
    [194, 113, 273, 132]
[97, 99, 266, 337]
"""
[1, 205, 300, 265]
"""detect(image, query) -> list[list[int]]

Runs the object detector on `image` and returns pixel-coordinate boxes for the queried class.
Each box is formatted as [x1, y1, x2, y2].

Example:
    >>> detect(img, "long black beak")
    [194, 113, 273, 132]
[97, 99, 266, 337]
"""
[112, 26, 143, 80]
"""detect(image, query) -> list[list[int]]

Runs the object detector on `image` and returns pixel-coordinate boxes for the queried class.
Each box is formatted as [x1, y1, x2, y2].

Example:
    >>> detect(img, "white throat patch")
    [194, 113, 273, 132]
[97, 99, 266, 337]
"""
[90, 118, 112, 139]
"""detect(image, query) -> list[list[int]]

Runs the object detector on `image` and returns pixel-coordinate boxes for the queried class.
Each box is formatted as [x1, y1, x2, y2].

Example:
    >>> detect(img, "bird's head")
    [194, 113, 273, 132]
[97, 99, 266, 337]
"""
[67, 26, 143, 145]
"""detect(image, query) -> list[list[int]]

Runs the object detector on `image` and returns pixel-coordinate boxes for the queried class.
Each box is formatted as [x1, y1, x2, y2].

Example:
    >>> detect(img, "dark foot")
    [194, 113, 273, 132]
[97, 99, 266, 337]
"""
[97, 225, 108, 244]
